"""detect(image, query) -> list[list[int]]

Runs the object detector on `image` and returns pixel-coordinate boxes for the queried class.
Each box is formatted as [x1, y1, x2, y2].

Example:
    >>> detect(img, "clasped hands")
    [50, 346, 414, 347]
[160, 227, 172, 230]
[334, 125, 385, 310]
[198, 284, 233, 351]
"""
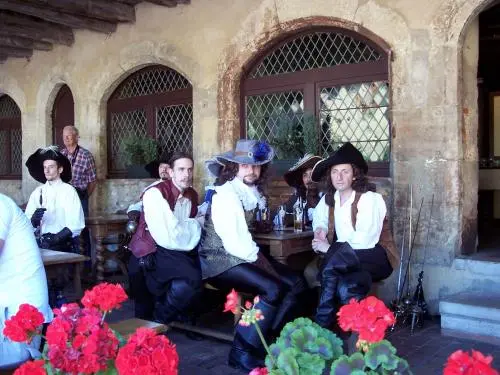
[312, 227, 330, 254]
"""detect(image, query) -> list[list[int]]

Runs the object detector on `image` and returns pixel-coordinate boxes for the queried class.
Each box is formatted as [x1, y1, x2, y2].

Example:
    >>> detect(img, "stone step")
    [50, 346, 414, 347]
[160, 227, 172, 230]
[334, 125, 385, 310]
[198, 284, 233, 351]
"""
[440, 292, 500, 342]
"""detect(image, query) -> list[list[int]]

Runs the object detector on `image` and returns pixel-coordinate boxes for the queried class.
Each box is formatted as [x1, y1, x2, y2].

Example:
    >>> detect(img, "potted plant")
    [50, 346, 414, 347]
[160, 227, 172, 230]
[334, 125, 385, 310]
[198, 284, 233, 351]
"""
[120, 135, 158, 179]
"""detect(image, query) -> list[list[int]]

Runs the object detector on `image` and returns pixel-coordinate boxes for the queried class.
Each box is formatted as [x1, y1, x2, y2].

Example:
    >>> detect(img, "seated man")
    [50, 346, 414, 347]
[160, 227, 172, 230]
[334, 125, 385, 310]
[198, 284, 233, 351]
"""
[25, 147, 85, 252]
[0, 193, 53, 369]
[128, 152, 203, 323]
[199, 140, 306, 371]
[273, 153, 322, 228]
[310, 142, 396, 330]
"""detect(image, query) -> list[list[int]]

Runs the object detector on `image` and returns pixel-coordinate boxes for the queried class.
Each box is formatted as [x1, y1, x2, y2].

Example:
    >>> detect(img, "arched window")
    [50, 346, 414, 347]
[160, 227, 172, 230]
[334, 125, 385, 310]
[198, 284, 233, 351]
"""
[107, 65, 193, 176]
[52, 85, 75, 148]
[0, 95, 22, 178]
[242, 28, 390, 176]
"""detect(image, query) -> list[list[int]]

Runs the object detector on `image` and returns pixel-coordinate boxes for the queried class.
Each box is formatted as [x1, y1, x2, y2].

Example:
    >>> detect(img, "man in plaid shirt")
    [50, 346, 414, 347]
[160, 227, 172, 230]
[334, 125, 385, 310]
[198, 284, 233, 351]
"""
[61, 125, 97, 216]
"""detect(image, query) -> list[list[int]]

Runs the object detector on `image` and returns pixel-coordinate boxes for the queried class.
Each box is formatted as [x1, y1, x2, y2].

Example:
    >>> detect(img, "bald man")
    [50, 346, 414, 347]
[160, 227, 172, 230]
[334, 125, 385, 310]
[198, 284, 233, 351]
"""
[60, 126, 97, 216]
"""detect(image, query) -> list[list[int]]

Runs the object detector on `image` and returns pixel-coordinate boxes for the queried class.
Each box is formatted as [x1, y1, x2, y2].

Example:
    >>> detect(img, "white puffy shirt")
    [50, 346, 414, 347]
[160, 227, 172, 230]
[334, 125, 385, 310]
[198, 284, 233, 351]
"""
[313, 190, 386, 249]
[25, 179, 85, 237]
[211, 178, 264, 262]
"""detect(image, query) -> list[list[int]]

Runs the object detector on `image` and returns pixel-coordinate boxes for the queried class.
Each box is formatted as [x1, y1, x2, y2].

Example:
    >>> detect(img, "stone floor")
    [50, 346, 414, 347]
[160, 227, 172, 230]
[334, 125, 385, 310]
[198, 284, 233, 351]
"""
[105, 298, 500, 375]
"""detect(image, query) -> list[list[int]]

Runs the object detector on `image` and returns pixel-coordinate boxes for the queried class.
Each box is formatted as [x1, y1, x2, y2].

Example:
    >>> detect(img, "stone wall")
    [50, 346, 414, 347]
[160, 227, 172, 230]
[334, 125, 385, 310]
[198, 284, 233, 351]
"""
[0, 0, 496, 312]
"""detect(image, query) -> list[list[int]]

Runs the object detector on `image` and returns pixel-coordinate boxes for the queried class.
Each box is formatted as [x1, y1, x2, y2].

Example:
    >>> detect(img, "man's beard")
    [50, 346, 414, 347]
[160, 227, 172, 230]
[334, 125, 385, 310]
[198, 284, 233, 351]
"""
[243, 175, 257, 186]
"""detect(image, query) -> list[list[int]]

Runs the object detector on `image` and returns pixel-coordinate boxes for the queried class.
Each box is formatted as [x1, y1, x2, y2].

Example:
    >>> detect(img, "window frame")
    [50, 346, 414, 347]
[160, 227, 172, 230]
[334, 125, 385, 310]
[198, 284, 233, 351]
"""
[106, 65, 193, 178]
[240, 27, 391, 177]
[0, 95, 22, 180]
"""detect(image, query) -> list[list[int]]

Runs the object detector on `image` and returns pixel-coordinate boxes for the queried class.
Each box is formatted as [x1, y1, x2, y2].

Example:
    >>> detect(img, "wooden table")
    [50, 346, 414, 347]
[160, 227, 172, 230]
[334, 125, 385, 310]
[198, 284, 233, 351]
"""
[41, 248, 89, 298]
[85, 214, 128, 282]
[252, 228, 314, 264]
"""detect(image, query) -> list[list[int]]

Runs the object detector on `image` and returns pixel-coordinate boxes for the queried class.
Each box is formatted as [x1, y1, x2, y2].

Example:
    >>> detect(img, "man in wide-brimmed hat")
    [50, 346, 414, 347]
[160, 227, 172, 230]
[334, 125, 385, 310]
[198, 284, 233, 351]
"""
[198, 139, 306, 371]
[308, 142, 395, 332]
[274, 153, 322, 227]
[25, 146, 85, 252]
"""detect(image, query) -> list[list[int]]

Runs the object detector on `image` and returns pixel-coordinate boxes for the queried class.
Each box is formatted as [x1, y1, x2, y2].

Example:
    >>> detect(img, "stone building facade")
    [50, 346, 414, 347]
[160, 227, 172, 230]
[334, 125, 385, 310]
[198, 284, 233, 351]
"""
[0, 0, 497, 312]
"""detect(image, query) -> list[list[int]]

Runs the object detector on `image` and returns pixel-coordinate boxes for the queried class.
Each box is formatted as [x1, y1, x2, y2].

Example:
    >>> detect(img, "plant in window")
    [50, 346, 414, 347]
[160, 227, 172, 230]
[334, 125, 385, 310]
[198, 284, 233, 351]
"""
[302, 112, 319, 155]
[120, 135, 159, 166]
[273, 115, 304, 160]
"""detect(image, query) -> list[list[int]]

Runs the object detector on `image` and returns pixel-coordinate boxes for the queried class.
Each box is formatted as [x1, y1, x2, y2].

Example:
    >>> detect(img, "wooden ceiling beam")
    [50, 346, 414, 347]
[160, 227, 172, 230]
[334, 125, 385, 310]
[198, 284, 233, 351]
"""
[0, 45, 32, 58]
[145, 0, 179, 7]
[0, 34, 52, 50]
[116, 0, 142, 4]
[0, 0, 117, 33]
[22, 0, 135, 23]
[0, 12, 74, 45]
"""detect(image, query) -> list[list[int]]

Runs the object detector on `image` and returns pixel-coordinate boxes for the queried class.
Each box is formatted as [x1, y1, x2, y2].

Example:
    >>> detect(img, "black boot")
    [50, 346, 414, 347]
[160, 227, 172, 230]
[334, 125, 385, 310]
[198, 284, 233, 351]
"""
[228, 299, 277, 372]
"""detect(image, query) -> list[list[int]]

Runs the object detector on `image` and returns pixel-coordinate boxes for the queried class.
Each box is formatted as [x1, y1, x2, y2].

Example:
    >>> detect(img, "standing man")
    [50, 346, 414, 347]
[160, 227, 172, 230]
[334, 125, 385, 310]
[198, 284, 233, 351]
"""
[128, 152, 202, 323]
[199, 140, 306, 371]
[0, 193, 53, 369]
[25, 147, 85, 252]
[309, 142, 396, 331]
[60, 125, 97, 216]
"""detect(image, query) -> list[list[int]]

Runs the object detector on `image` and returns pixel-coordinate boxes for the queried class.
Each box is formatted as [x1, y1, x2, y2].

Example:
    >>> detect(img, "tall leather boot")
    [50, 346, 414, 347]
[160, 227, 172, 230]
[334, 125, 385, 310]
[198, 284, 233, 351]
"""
[153, 279, 201, 324]
[269, 277, 307, 340]
[228, 299, 277, 372]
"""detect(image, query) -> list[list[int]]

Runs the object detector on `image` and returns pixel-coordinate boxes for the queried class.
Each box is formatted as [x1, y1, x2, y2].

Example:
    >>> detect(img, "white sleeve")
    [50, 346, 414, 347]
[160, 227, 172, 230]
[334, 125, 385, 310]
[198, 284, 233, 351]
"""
[65, 188, 85, 237]
[211, 191, 258, 262]
[349, 193, 386, 248]
[143, 188, 201, 251]
[24, 190, 38, 222]
[0, 198, 12, 241]
[312, 196, 329, 232]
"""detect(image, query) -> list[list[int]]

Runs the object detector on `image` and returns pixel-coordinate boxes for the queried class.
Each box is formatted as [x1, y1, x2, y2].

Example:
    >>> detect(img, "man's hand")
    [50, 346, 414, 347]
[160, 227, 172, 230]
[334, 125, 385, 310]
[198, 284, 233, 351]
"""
[31, 208, 46, 228]
[312, 238, 330, 254]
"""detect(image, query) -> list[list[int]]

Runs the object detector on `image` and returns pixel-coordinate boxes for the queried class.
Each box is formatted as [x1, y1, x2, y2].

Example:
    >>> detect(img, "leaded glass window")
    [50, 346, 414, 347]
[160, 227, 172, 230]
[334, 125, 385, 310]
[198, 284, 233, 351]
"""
[243, 29, 390, 176]
[107, 65, 193, 176]
[0, 95, 22, 178]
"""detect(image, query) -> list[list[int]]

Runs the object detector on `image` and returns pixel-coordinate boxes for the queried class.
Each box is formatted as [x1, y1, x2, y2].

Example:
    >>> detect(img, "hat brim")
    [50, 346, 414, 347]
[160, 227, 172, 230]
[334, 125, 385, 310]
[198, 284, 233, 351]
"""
[311, 143, 368, 182]
[25, 149, 72, 184]
[216, 150, 274, 166]
[144, 161, 160, 179]
[283, 156, 322, 187]
[205, 159, 224, 178]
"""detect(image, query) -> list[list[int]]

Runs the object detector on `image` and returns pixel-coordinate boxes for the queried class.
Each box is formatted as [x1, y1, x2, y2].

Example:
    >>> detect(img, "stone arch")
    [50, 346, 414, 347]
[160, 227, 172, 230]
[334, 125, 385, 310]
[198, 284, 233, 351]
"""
[433, 0, 494, 254]
[216, 16, 394, 152]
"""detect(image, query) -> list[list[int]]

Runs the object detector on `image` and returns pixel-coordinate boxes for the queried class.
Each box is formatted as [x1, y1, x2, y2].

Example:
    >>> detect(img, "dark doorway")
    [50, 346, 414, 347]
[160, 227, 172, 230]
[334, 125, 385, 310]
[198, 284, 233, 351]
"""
[477, 0, 500, 258]
[51, 85, 74, 148]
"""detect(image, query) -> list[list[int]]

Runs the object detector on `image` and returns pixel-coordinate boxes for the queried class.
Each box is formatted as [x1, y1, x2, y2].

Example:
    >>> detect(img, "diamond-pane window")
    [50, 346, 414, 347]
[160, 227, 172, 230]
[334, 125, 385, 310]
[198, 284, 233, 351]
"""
[107, 65, 193, 176]
[319, 81, 389, 161]
[110, 110, 147, 171]
[0, 95, 22, 177]
[0, 96, 21, 118]
[243, 28, 390, 175]
[156, 104, 193, 154]
[117, 67, 190, 99]
[250, 32, 381, 78]
[246, 92, 304, 158]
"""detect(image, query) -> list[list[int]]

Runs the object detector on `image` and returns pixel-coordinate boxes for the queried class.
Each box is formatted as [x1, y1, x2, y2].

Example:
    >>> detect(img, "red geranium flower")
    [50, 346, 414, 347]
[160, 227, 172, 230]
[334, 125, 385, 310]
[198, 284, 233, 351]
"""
[249, 367, 269, 375]
[13, 360, 46, 375]
[116, 327, 179, 375]
[3, 304, 44, 343]
[337, 296, 395, 344]
[223, 288, 240, 314]
[81, 282, 128, 313]
[444, 349, 498, 375]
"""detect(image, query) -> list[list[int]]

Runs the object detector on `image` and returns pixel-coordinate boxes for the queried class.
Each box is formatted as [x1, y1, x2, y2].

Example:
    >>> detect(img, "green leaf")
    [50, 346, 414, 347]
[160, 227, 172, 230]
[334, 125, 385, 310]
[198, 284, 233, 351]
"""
[364, 340, 398, 371]
[296, 352, 326, 375]
[330, 353, 365, 375]
[276, 348, 300, 375]
[44, 362, 55, 375]
[112, 328, 127, 347]
[393, 357, 413, 375]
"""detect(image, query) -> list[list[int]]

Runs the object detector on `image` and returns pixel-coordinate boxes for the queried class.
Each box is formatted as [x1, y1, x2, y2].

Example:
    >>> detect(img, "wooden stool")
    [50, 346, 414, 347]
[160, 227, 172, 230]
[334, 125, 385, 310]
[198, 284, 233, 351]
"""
[109, 318, 168, 338]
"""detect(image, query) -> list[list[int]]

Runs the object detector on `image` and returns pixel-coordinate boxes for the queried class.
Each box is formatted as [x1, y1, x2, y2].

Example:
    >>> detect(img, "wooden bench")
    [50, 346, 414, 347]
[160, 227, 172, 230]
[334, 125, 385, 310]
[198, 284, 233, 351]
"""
[109, 318, 168, 338]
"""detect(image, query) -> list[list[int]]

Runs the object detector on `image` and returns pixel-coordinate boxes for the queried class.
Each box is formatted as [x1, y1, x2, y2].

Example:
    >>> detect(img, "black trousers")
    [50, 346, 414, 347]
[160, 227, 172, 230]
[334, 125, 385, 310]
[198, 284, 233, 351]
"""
[315, 242, 392, 328]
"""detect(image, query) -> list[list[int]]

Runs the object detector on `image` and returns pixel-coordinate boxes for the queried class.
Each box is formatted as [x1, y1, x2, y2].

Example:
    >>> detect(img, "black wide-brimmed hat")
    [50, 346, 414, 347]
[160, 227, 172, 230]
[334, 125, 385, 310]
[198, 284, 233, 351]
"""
[144, 156, 169, 179]
[205, 157, 225, 178]
[311, 142, 368, 182]
[25, 146, 72, 183]
[283, 154, 322, 188]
